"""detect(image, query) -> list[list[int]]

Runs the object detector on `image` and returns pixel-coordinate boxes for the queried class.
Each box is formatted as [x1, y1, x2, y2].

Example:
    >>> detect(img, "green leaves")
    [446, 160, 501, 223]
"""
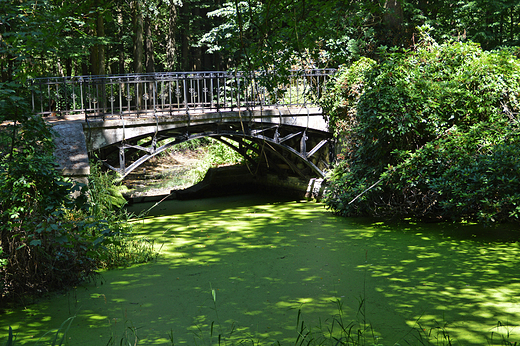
[0, 104, 109, 300]
[0, 249, 7, 269]
[200, 0, 388, 72]
[322, 39, 520, 223]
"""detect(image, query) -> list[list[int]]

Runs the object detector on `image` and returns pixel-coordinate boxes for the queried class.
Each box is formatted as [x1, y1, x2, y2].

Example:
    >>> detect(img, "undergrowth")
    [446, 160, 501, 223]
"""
[321, 33, 520, 224]
[126, 137, 246, 196]
[86, 162, 157, 269]
[188, 138, 244, 183]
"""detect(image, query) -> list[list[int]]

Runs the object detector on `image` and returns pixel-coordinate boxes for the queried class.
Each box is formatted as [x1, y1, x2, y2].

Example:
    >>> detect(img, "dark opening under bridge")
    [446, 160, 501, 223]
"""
[31, 69, 336, 187]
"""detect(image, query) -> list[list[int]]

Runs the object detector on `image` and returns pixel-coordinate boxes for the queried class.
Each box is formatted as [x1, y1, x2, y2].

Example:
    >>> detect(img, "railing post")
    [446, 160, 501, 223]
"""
[118, 79, 123, 118]
[153, 79, 156, 115]
[236, 71, 241, 110]
[30, 80, 35, 114]
[183, 73, 188, 111]
[102, 78, 107, 117]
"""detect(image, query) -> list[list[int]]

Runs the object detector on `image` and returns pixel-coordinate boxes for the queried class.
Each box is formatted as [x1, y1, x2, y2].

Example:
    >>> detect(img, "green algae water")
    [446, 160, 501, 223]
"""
[2, 194, 520, 345]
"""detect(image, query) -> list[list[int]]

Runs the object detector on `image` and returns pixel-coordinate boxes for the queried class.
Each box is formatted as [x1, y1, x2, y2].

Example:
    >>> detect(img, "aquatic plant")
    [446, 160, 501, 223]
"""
[4, 316, 75, 346]
[3, 276, 518, 345]
[182, 287, 460, 346]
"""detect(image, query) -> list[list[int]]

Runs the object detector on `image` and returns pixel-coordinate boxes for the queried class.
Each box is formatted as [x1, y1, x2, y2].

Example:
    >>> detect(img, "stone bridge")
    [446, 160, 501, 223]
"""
[32, 69, 336, 187]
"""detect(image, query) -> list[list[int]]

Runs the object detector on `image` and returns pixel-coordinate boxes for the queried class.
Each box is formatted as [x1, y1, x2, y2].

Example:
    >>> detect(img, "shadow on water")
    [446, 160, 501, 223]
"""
[354, 219, 520, 345]
[1, 193, 520, 345]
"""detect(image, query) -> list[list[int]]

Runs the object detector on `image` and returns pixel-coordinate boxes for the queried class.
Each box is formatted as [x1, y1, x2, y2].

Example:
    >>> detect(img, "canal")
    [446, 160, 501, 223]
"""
[1, 194, 520, 345]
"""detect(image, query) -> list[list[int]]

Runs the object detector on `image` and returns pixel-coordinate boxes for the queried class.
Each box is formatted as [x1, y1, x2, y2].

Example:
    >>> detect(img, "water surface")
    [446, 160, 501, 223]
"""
[2, 194, 520, 345]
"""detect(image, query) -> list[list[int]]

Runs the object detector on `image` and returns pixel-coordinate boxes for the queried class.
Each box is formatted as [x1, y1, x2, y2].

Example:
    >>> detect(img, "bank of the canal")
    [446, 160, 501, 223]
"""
[1, 194, 520, 345]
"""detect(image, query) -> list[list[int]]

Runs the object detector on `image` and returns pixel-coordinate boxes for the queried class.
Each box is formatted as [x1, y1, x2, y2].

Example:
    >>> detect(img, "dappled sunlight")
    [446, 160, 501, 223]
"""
[349, 219, 520, 345]
[2, 195, 520, 345]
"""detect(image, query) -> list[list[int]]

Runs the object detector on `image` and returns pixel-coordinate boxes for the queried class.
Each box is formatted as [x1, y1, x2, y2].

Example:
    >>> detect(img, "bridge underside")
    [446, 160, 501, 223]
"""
[90, 109, 333, 180]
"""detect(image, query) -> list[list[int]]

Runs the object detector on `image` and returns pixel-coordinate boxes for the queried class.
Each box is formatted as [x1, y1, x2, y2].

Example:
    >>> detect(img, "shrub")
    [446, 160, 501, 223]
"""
[321, 33, 520, 223]
[86, 162, 156, 269]
[0, 115, 155, 303]
[0, 114, 102, 301]
[189, 138, 245, 183]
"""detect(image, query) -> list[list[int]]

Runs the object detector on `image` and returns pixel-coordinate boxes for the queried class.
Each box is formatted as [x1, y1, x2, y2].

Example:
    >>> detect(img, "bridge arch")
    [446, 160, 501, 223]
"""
[95, 118, 332, 180]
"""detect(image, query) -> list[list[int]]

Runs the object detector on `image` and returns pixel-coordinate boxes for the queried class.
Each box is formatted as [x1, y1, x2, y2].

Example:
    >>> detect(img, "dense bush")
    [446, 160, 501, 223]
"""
[321, 34, 520, 223]
[0, 108, 154, 304]
[0, 113, 98, 301]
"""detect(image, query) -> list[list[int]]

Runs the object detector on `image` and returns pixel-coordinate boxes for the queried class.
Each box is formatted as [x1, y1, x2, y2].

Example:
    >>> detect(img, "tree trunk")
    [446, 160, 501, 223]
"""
[97, 10, 106, 75]
[384, 0, 404, 31]
[90, 3, 106, 76]
[82, 61, 89, 76]
[117, 4, 125, 74]
[511, 7, 515, 43]
[180, 4, 190, 71]
[144, 15, 155, 73]
[166, 1, 178, 71]
[132, 0, 144, 74]
[192, 5, 202, 71]
[0, 32, 10, 82]
[383, 0, 404, 47]
[90, 24, 98, 75]
[65, 57, 72, 77]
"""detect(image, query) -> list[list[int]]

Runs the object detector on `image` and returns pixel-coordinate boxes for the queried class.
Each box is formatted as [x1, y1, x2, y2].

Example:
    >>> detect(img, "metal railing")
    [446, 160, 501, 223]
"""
[30, 69, 336, 120]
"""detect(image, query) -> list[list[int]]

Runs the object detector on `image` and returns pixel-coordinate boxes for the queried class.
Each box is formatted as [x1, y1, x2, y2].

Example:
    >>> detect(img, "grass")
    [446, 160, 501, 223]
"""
[4, 317, 75, 346]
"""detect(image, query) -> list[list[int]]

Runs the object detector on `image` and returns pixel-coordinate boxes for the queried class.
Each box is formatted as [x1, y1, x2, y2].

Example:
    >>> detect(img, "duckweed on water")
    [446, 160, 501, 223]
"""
[2, 195, 519, 345]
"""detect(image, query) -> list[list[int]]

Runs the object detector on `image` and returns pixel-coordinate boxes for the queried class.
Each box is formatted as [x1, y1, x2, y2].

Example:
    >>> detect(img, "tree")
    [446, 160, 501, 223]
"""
[165, 1, 180, 70]
[0, 0, 135, 302]
[200, 0, 394, 72]
[405, 0, 520, 50]
[90, 0, 107, 76]
[132, 0, 144, 73]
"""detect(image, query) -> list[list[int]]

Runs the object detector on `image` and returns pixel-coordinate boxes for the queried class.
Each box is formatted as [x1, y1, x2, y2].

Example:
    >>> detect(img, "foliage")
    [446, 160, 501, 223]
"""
[189, 138, 245, 183]
[171, 137, 212, 152]
[86, 162, 157, 269]
[0, 112, 99, 300]
[0, 111, 154, 302]
[3, 0, 520, 79]
[320, 57, 377, 137]
[0, 0, 155, 304]
[200, 0, 387, 72]
[1, 1, 85, 300]
[0, 0, 104, 79]
[0, 66, 105, 299]
[412, 0, 520, 50]
[322, 36, 520, 224]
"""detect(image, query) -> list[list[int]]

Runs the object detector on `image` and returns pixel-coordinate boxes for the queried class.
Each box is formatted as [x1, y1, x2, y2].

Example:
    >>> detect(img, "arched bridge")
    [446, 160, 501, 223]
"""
[31, 69, 336, 181]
